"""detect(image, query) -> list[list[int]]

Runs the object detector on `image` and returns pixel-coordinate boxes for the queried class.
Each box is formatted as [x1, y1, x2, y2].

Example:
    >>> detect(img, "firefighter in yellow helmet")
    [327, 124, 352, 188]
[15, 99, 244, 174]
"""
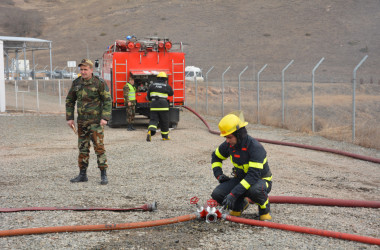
[146, 72, 174, 141]
[211, 111, 273, 220]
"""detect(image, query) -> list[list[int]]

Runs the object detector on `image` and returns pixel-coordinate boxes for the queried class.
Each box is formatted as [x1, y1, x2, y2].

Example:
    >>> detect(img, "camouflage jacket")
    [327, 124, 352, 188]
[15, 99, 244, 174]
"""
[66, 75, 112, 124]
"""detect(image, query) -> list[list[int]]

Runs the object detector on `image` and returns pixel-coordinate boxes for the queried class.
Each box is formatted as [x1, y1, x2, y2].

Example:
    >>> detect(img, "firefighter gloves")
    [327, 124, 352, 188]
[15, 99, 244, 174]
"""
[217, 174, 231, 183]
[222, 193, 237, 210]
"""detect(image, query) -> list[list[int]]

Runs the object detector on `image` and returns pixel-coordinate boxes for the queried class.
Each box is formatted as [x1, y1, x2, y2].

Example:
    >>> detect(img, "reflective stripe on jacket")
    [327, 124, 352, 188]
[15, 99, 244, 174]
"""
[147, 80, 173, 111]
[211, 135, 272, 197]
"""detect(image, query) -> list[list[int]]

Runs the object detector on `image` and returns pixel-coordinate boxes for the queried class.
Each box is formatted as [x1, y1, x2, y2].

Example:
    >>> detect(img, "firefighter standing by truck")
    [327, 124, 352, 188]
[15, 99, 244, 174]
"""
[123, 77, 136, 131]
[210, 111, 273, 221]
[66, 59, 112, 185]
[146, 72, 174, 141]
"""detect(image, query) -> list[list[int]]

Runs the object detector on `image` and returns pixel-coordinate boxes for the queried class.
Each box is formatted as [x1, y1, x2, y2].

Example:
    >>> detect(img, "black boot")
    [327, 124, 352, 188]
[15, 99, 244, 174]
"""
[100, 169, 108, 185]
[70, 169, 88, 183]
[130, 124, 136, 130]
[127, 124, 133, 131]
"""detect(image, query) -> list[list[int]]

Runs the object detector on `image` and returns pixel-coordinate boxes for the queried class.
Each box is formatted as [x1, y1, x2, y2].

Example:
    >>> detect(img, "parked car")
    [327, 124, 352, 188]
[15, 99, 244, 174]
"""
[185, 66, 204, 82]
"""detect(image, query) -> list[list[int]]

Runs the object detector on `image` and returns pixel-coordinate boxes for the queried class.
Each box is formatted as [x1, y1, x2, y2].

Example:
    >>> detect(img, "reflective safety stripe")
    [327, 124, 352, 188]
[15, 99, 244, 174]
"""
[212, 162, 222, 169]
[150, 107, 169, 111]
[263, 176, 273, 182]
[256, 198, 269, 209]
[240, 179, 251, 190]
[231, 158, 249, 173]
[215, 147, 227, 160]
[150, 92, 168, 98]
[148, 125, 157, 129]
[126, 83, 136, 101]
[249, 157, 267, 169]
[161, 131, 169, 135]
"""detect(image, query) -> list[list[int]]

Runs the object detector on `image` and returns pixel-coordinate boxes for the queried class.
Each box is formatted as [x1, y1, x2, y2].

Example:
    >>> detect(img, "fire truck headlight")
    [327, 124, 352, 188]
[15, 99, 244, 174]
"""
[128, 42, 134, 49]
[165, 42, 172, 50]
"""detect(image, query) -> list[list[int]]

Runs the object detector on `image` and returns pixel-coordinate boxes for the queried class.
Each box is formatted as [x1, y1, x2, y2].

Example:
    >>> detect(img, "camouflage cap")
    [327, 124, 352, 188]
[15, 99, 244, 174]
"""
[78, 59, 94, 68]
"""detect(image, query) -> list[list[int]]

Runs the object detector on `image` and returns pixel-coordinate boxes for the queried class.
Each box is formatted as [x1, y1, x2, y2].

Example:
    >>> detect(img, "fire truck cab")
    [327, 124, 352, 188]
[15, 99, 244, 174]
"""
[101, 36, 185, 128]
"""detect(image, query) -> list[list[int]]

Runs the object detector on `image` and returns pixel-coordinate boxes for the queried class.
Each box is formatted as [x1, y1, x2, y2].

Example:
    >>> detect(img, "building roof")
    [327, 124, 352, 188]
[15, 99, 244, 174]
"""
[0, 36, 52, 52]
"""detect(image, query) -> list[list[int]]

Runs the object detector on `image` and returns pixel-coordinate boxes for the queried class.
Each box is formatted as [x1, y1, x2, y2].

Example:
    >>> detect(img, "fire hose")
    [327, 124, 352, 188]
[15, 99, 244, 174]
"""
[182, 105, 380, 164]
[224, 215, 380, 245]
[0, 214, 197, 237]
[0, 202, 157, 213]
[2, 197, 377, 214]
[1, 197, 379, 245]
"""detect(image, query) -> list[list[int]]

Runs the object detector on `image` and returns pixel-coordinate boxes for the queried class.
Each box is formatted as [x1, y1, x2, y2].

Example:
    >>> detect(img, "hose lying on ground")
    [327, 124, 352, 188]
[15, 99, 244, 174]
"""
[268, 196, 380, 208]
[183, 105, 380, 164]
[225, 215, 380, 246]
[2, 197, 378, 213]
[0, 202, 157, 213]
[0, 214, 197, 237]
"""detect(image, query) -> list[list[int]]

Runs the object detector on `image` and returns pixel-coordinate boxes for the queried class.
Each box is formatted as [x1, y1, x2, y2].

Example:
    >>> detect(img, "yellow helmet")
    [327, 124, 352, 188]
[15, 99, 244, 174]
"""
[157, 72, 167, 78]
[218, 111, 248, 137]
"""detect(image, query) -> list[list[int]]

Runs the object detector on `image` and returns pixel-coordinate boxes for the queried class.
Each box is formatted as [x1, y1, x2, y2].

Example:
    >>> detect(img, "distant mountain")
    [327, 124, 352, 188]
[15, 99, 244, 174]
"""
[1, 0, 379, 82]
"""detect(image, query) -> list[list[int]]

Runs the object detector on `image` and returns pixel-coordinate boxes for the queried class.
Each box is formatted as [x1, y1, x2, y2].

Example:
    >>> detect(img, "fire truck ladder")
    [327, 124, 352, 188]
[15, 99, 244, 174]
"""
[171, 59, 185, 106]
[114, 59, 127, 108]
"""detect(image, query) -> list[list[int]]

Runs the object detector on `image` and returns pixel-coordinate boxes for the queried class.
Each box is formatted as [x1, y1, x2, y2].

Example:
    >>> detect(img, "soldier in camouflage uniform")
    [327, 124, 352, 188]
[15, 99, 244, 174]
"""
[123, 77, 136, 131]
[66, 59, 112, 185]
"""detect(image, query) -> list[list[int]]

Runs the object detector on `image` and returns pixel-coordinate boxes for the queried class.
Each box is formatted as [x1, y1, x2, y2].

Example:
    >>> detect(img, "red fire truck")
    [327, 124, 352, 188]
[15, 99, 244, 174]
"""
[100, 36, 185, 127]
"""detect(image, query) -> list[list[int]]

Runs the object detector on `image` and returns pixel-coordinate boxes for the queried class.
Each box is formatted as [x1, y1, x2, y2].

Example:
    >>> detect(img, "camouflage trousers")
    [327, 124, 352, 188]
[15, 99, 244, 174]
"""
[77, 123, 108, 170]
[126, 104, 136, 124]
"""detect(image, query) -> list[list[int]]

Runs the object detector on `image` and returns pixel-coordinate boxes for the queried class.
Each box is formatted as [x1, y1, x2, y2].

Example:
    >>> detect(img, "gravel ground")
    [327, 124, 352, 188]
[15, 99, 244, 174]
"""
[0, 110, 379, 249]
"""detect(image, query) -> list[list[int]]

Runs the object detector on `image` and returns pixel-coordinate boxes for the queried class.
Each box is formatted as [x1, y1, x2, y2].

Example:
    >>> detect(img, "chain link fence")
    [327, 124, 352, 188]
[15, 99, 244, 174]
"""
[185, 64, 380, 149]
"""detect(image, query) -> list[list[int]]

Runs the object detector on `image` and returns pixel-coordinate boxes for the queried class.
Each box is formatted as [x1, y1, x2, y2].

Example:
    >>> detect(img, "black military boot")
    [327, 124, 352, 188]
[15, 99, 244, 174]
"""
[70, 169, 88, 183]
[100, 169, 108, 185]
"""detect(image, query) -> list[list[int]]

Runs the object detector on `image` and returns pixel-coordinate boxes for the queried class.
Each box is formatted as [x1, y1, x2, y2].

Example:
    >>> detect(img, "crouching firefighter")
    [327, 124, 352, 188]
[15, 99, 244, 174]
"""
[146, 72, 174, 141]
[210, 111, 273, 221]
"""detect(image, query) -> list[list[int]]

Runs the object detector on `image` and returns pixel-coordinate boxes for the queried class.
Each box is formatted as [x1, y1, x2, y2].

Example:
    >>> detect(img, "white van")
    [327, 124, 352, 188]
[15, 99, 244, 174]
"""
[185, 66, 204, 82]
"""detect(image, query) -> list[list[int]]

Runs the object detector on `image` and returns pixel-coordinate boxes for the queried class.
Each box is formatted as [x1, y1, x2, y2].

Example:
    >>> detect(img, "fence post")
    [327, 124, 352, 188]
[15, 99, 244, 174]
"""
[352, 55, 368, 142]
[312, 57, 325, 132]
[222, 66, 231, 116]
[238, 66, 249, 110]
[58, 79, 62, 106]
[194, 75, 198, 111]
[36, 80, 39, 112]
[205, 66, 214, 115]
[15, 80, 18, 110]
[257, 64, 268, 124]
[281, 60, 294, 126]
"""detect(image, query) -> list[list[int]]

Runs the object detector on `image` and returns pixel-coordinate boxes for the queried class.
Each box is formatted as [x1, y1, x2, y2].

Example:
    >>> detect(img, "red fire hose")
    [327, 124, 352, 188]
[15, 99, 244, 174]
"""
[183, 105, 380, 164]
[0, 214, 197, 237]
[225, 215, 380, 246]
[0, 202, 157, 213]
[268, 196, 380, 208]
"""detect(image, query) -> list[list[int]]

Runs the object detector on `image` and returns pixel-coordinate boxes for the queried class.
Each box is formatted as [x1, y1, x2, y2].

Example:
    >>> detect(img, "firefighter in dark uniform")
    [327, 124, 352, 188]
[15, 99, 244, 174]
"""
[123, 77, 136, 131]
[146, 72, 174, 141]
[211, 111, 273, 221]
[66, 59, 112, 185]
